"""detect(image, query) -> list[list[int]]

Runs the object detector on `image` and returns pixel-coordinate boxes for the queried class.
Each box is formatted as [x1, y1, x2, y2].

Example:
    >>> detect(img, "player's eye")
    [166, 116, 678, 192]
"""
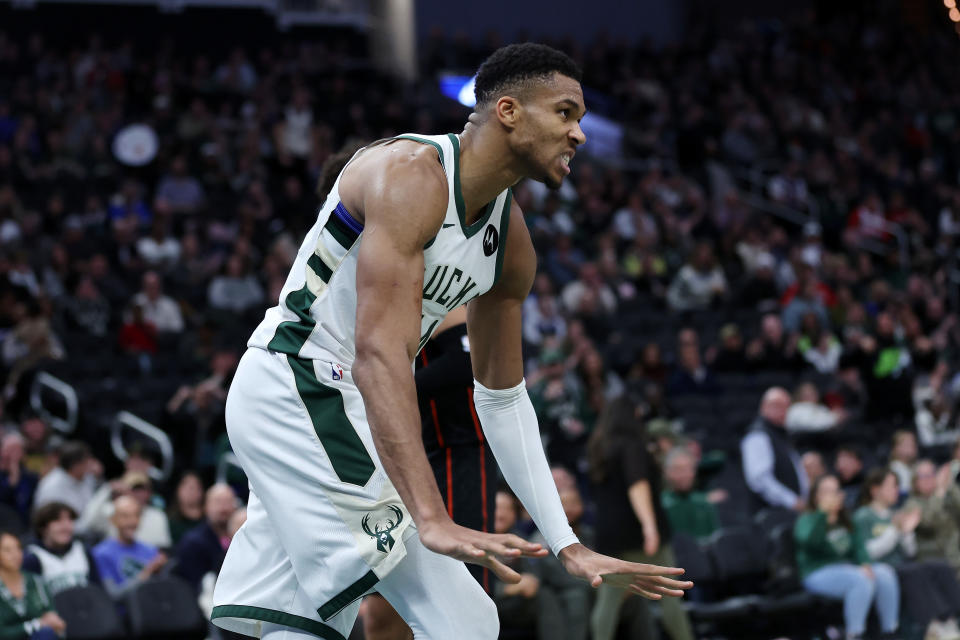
[559, 109, 569, 120]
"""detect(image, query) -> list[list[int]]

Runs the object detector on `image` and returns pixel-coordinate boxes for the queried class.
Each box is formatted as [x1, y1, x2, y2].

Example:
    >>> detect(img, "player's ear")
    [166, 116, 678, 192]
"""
[494, 96, 521, 130]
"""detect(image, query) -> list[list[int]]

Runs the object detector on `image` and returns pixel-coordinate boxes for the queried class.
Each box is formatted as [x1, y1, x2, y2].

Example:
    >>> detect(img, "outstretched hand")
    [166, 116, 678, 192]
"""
[558, 543, 693, 600]
[419, 519, 549, 583]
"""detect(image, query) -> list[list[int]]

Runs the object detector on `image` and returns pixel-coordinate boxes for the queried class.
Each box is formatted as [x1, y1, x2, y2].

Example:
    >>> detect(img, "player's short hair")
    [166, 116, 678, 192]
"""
[474, 43, 582, 109]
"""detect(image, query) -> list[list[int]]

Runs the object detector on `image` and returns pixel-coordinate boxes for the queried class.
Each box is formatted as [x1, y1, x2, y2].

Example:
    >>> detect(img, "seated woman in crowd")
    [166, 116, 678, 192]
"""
[0, 529, 66, 639]
[854, 468, 960, 640]
[904, 459, 960, 578]
[167, 471, 205, 546]
[795, 474, 900, 640]
[23, 502, 101, 597]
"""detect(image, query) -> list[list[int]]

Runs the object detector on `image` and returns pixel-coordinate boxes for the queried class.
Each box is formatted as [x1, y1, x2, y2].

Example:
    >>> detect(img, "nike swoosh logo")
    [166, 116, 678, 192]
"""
[441, 223, 455, 228]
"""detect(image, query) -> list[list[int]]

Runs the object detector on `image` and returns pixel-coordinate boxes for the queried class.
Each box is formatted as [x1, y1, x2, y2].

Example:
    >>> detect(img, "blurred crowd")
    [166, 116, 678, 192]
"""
[0, 1, 959, 638]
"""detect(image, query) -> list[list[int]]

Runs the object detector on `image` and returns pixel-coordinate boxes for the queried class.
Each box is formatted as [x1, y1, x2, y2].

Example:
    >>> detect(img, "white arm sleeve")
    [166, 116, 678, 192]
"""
[472, 378, 579, 556]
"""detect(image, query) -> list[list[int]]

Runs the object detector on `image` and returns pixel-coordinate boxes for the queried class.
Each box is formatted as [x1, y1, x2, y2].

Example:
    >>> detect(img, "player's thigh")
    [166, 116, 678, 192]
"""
[359, 594, 412, 640]
[375, 533, 498, 640]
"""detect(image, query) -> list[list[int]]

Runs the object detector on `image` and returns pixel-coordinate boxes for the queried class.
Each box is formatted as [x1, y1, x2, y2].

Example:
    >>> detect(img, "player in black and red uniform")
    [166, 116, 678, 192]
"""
[359, 305, 498, 639]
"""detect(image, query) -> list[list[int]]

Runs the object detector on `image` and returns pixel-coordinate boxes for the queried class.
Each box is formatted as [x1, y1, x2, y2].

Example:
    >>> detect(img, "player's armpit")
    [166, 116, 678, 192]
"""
[466, 200, 535, 389]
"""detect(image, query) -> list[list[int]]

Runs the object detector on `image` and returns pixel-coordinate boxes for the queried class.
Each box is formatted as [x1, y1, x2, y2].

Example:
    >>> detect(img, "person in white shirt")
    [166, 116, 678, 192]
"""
[33, 441, 101, 514]
[131, 270, 184, 333]
[786, 383, 847, 433]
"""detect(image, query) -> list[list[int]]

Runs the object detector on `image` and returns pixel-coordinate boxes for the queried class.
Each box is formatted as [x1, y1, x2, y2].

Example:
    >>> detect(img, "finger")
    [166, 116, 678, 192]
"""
[635, 576, 693, 590]
[497, 534, 546, 554]
[473, 539, 523, 558]
[483, 555, 522, 584]
[627, 585, 662, 600]
[459, 543, 486, 559]
[636, 563, 686, 576]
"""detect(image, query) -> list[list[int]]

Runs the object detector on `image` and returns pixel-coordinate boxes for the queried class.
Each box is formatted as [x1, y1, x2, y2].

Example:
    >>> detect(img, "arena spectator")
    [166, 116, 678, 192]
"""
[167, 471, 204, 546]
[666, 328, 718, 396]
[801, 452, 828, 486]
[795, 474, 901, 640]
[529, 349, 591, 474]
[77, 470, 171, 550]
[661, 447, 718, 540]
[786, 383, 846, 434]
[92, 495, 167, 599]
[23, 502, 100, 596]
[707, 324, 749, 373]
[905, 460, 960, 578]
[0, 529, 66, 640]
[32, 441, 100, 514]
[491, 491, 538, 635]
[746, 314, 798, 371]
[135, 218, 181, 272]
[666, 241, 728, 312]
[854, 468, 960, 640]
[889, 430, 919, 495]
[206, 254, 265, 314]
[173, 483, 236, 593]
[742, 388, 809, 511]
[561, 262, 617, 316]
[835, 445, 866, 510]
[587, 395, 693, 640]
[130, 271, 183, 334]
[0, 433, 37, 526]
[527, 481, 592, 640]
[154, 155, 205, 215]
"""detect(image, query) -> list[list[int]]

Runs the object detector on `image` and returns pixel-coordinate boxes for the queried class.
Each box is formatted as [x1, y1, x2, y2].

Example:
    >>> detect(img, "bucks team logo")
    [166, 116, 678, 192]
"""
[362, 505, 404, 553]
[482, 224, 498, 257]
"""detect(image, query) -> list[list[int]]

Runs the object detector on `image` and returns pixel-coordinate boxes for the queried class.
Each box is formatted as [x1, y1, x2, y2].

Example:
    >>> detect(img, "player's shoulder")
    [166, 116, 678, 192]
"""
[350, 137, 447, 199]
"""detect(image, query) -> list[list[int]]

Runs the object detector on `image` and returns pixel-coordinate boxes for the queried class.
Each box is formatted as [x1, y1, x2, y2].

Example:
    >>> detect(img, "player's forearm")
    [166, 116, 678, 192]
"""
[354, 349, 449, 527]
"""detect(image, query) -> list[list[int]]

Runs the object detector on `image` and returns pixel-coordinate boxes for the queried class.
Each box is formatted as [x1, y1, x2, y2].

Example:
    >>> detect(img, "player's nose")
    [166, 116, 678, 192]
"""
[570, 122, 586, 146]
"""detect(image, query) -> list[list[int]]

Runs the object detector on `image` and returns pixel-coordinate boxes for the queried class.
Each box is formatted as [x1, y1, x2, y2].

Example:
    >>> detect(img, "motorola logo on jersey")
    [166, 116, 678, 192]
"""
[482, 224, 499, 257]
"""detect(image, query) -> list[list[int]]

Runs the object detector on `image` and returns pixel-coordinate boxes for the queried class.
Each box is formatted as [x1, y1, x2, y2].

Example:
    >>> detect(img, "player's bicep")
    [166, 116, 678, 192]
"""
[467, 202, 535, 388]
[354, 164, 447, 360]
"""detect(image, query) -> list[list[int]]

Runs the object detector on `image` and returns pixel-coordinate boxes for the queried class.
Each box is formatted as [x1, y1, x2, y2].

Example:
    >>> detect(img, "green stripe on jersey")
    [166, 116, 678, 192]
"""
[307, 252, 333, 283]
[493, 188, 513, 287]
[287, 356, 375, 486]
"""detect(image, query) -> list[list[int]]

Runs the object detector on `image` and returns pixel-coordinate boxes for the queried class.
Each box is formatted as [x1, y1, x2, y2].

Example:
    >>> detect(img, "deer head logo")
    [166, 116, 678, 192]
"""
[361, 505, 404, 553]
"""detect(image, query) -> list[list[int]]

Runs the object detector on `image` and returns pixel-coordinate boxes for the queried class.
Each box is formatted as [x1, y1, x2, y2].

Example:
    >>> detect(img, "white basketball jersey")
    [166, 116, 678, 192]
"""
[248, 133, 512, 363]
[27, 541, 91, 595]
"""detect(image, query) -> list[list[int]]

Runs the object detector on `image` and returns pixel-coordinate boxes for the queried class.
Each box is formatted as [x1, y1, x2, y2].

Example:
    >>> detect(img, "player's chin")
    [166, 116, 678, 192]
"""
[540, 169, 565, 190]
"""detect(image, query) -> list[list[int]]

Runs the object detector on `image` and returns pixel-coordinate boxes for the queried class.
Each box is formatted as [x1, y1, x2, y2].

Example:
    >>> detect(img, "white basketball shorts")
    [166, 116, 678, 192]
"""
[211, 347, 497, 640]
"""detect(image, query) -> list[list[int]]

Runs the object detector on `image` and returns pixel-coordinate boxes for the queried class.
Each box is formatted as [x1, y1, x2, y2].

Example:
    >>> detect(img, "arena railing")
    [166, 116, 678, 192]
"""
[110, 411, 175, 483]
[29, 371, 78, 435]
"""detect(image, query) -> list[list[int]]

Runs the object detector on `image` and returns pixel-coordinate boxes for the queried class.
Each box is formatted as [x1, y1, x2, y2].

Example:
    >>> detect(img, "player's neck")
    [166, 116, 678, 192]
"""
[457, 122, 522, 225]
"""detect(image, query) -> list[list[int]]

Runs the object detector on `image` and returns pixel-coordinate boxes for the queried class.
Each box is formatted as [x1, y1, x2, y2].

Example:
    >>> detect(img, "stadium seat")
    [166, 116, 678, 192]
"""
[124, 576, 207, 639]
[53, 585, 126, 639]
[753, 508, 798, 535]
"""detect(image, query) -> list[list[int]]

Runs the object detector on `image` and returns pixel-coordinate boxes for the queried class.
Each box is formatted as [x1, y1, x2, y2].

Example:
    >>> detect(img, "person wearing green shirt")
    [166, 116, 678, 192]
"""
[661, 447, 719, 540]
[855, 468, 960, 640]
[794, 474, 900, 640]
[0, 530, 65, 640]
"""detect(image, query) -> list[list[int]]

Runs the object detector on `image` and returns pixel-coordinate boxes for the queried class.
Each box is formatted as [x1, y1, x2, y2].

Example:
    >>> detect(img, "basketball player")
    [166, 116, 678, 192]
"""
[212, 43, 691, 640]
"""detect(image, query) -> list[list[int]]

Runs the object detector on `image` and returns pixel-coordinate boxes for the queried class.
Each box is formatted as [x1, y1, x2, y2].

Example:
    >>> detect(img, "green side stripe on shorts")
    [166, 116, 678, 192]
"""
[317, 570, 378, 621]
[211, 604, 346, 640]
[287, 356, 376, 486]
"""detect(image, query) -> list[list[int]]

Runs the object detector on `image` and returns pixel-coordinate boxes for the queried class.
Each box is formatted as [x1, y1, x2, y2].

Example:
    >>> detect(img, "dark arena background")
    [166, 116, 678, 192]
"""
[1, 0, 960, 638]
